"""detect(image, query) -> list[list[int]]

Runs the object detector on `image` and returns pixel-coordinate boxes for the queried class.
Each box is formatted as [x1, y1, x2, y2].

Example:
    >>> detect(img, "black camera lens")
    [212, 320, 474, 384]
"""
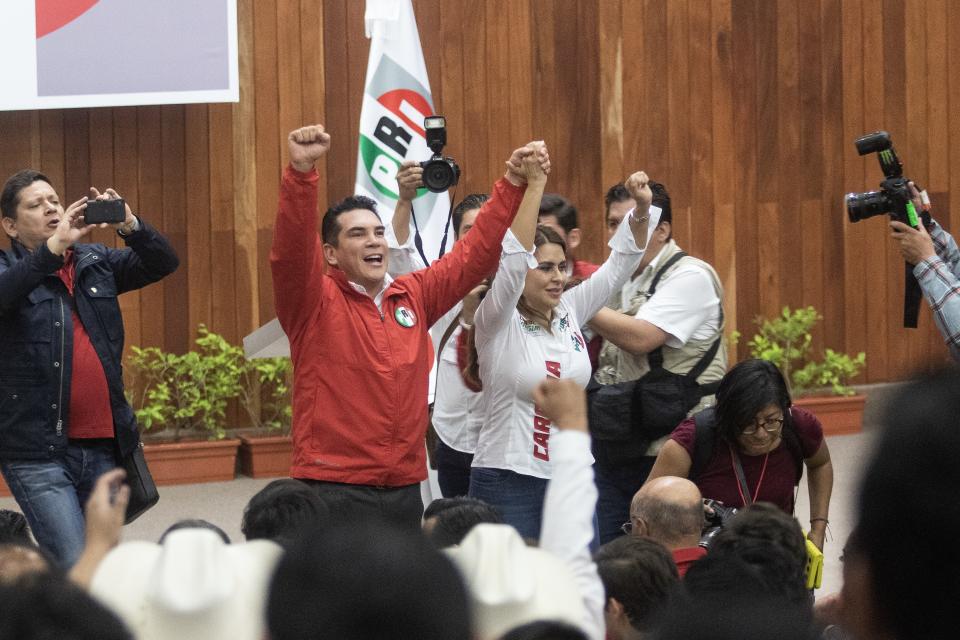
[420, 157, 460, 193]
[846, 190, 892, 223]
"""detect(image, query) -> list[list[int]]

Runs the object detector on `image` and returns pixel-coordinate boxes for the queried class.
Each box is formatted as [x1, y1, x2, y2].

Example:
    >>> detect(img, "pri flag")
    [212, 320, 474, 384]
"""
[355, 0, 451, 263]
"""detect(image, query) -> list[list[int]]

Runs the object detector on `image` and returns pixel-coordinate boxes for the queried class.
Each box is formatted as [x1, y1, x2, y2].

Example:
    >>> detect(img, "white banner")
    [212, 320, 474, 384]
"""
[355, 0, 451, 263]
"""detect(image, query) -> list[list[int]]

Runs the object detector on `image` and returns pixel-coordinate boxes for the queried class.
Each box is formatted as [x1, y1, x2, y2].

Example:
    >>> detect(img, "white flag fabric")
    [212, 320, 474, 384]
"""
[355, 0, 451, 263]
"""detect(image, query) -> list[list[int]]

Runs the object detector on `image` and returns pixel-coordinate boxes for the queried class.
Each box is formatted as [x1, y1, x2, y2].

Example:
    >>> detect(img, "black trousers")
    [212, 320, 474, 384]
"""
[300, 479, 424, 532]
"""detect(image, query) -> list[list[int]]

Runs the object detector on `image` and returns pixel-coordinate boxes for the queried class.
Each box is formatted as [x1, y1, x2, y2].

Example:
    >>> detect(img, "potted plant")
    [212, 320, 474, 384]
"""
[736, 306, 867, 435]
[231, 344, 293, 478]
[126, 325, 244, 485]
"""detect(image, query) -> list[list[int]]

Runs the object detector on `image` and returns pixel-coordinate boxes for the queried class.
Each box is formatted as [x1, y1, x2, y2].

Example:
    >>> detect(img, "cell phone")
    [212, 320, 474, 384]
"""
[85, 198, 126, 224]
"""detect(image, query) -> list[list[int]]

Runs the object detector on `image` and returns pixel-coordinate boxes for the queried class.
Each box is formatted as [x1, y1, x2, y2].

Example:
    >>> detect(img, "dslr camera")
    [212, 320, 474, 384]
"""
[699, 498, 739, 549]
[845, 131, 921, 227]
[419, 116, 460, 193]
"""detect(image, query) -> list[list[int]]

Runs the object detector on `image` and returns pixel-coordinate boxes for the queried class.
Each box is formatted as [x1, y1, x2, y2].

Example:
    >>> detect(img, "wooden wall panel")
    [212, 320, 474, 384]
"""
[0, 0, 957, 405]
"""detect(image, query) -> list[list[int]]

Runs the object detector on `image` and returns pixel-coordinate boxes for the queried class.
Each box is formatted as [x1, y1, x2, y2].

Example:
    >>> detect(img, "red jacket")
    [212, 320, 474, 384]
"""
[271, 166, 524, 486]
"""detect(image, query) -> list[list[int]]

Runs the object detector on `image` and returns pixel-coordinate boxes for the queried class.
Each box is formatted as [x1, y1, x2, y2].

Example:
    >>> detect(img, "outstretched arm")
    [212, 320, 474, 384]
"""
[270, 125, 331, 339]
[534, 378, 606, 640]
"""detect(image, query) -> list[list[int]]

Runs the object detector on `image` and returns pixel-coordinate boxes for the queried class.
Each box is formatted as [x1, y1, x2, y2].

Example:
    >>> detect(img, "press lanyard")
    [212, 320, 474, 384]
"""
[729, 443, 769, 507]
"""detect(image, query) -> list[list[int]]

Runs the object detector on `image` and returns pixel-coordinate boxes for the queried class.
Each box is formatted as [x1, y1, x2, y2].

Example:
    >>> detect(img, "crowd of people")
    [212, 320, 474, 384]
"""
[0, 122, 958, 639]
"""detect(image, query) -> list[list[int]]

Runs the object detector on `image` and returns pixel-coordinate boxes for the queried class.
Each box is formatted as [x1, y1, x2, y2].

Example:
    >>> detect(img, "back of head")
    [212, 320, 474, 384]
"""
[0, 573, 133, 640]
[857, 368, 960, 639]
[0, 542, 51, 585]
[538, 193, 579, 233]
[710, 502, 807, 594]
[595, 536, 679, 634]
[241, 478, 328, 545]
[631, 476, 704, 548]
[424, 497, 503, 548]
[159, 519, 230, 544]
[715, 358, 792, 443]
[445, 523, 586, 640]
[500, 620, 589, 640]
[662, 552, 815, 640]
[268, 520, 471, 640]
[0, 510, 32, 546]
[1, 169, 52, 220]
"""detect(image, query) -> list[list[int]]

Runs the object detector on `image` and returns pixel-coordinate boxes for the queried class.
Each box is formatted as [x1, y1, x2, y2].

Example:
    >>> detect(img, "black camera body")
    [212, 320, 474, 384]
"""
[699, 499, 739, 549]
[84, 198, 126, 224]
[845, 131, 920, 227]
[418, 115, 460, 193]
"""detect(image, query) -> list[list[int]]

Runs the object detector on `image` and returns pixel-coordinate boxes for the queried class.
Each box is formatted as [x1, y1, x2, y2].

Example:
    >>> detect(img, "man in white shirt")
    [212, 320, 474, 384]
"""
[589, 180, 727, 545]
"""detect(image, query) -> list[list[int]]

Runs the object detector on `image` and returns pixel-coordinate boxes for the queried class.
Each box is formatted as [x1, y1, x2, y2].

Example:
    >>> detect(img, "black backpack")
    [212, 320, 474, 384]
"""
[690, 407, 804, 486]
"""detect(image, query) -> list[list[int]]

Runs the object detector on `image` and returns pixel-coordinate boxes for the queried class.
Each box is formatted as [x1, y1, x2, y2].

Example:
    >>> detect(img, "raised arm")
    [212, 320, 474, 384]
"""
[270, 125, 331, 339]
[509, 142, 549, 250]
[383, 161, 428, 277]
[534, 378, 606, 640]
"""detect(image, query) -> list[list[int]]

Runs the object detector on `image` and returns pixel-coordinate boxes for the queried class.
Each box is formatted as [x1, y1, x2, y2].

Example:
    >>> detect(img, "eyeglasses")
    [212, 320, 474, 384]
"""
[620, 521, 634, 535]
[741, 416, 784, 436]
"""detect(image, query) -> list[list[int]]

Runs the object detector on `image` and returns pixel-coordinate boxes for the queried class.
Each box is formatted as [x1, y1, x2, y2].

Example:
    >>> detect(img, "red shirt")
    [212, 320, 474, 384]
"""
[670, 407, 824, 513]
[672, 546, 708, 577]
[57, 251, 113, 439]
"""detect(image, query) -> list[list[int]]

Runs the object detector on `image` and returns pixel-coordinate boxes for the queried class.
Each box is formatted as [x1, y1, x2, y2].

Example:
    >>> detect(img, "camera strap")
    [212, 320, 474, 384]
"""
[410, 186, 458, 266]
[903, 262, 922, 328]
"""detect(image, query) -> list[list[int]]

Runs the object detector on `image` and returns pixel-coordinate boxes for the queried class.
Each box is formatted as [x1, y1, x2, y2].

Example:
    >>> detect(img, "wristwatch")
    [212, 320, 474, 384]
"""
[117, 216, 141, 237]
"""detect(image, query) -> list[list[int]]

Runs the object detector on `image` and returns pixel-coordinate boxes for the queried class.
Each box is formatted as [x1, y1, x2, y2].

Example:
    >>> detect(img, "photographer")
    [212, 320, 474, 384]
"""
[889, 183, 960, 363]
[0, 170, 179, 568]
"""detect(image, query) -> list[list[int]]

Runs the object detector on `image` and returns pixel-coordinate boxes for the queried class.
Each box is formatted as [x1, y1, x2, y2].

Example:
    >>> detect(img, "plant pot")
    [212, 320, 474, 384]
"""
[0, 475, 9, 498]
[793, 394, 866, 436]
[143, 438, 241, 485]
[238, 434, 293, 478]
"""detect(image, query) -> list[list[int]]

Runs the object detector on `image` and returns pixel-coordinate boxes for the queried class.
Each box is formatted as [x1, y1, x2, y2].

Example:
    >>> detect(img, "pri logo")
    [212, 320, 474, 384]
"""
[394, 306, 417, 328]
[358, 55, 434, 202]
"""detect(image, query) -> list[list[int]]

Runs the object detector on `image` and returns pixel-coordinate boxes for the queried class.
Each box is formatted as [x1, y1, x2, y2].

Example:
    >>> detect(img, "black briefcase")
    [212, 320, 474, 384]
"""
[120, 442, 159, 524]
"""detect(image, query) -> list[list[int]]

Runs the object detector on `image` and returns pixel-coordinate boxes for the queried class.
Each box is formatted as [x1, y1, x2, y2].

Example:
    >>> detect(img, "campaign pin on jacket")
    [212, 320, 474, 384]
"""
[395, 306, 417, 328]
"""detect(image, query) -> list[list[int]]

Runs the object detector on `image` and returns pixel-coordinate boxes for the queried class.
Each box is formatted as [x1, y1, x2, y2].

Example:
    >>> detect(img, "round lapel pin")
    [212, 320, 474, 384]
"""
[394, 306, 417, 328]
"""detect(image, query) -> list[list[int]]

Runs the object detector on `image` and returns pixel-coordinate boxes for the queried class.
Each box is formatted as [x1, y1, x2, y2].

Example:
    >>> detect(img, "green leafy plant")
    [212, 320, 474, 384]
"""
[735, 306, 866, 397]
[126, 325, 292, 441]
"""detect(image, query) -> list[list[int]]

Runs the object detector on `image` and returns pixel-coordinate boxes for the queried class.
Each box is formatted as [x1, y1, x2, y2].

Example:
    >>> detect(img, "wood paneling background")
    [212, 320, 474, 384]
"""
[1, 0, 957, 389]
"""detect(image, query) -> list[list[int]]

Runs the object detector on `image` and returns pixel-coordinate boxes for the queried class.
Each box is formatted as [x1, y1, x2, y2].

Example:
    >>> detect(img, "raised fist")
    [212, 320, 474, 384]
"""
[625, 171, 653, 211]
[288, 125, 331, 172]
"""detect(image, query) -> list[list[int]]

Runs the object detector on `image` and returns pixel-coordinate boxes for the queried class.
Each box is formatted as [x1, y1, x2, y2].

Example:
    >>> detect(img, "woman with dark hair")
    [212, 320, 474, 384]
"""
[646, 359, 834, 550]
[467, 165, 655, 540]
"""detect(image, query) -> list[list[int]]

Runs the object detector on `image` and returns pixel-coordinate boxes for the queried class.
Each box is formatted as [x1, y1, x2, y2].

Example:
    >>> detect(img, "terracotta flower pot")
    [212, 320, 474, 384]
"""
[793, 394, 866, 436]
[238, 434, 293, 478]
[143, 438, 241, 485]
[0, 475, 9, 498]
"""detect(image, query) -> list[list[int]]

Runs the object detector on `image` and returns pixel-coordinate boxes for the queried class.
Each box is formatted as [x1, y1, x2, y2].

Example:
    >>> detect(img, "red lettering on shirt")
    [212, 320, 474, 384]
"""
[532, 360, 562, 460]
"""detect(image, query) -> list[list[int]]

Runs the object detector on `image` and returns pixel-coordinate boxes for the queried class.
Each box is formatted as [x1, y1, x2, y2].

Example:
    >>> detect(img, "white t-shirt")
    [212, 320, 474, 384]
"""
[628, 250, 721, 348]
[472, 214, 646, 478]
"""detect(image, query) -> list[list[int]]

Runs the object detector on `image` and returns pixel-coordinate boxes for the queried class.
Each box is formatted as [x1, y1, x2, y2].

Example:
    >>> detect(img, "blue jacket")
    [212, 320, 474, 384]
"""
[0, 219, 179, 460]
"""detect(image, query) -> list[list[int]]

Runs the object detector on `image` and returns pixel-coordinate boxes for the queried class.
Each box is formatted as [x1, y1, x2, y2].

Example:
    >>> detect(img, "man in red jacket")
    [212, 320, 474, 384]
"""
[271, 125, 548, 528]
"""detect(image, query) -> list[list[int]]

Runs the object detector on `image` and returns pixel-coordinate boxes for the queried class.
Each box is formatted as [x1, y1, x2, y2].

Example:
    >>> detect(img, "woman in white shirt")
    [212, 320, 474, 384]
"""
[468, 165, 654, 540]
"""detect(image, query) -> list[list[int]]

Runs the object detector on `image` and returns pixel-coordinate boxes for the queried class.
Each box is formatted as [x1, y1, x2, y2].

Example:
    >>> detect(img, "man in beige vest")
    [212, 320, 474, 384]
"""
[588, 179, 726, 544]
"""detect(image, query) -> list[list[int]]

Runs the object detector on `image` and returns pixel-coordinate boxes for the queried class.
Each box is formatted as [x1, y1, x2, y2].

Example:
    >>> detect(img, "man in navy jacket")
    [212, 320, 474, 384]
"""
[0, 169, 178, 567]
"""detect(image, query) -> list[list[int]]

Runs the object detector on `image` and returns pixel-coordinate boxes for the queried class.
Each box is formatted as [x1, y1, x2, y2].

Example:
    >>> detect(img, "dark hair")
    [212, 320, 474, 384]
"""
[425, 498, 503, 549]
[321, 194, 380, 246]
[158, 519, 230, 544]
[856, 368, 960, 639]
[267, 521, 471, 640]
[538, 193, 579, 233]
[0, 542, 52, 586]
[452, 193, 488, 239]
[0, 573, 133, 640]
[649, 180, 672, 225]
[0, 510, 32, 546]
[242, 479, 329, 546]
[710, 502, 808, 600]
[714, 358, 792, 444]
[604, 183, 633, 217]
[664, 552, 815, 640]
[595, 536, 679, 633]
[533, 224, 567, 254]
[500, 621, 588, 640]
[1, 170, 53, 220]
